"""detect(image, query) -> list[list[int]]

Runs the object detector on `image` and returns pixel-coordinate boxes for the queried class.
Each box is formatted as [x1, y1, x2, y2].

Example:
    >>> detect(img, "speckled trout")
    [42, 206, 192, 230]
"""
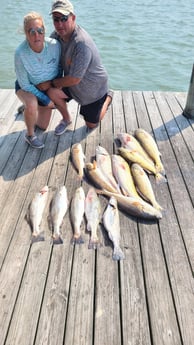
[70, 186, 85, 244]
[97, 189, 162, 220]
[134, 128, 165, 175]
[131, 163, 163, 211]
[96, 145, 120, 193]
[29, 185, 49, 243]
[111, 154, 140, 198]
[103, 196, 125, 261]
[85, 161, 119, 193]
[118, 147, 166, 184]
[85, 187, 101, 249]
[50, 186, 69, 244]
[71, 143, 85, 180]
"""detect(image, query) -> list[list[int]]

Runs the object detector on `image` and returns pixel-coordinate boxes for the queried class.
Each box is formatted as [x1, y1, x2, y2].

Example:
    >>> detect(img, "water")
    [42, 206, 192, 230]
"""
[0, 0, 194, 91]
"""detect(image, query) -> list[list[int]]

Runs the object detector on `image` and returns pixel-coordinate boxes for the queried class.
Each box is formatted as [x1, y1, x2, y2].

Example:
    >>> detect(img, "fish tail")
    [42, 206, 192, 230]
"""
[88, 237, 100, 250]
[31, 234, 45, 244]
[52, 235, 63, 245]
[71, 235, 84, 245]
[112, 246, 125, 261]
[153, 201, 163, 211]
[156, 163, 165, 176]
[155, 173, 167, 184]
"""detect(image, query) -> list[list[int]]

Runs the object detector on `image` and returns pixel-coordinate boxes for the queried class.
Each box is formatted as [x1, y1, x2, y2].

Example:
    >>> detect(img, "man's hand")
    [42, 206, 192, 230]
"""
[36, 81, 52, 91]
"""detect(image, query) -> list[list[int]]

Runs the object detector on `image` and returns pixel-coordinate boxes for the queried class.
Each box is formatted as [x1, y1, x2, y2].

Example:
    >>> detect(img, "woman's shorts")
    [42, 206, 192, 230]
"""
[15, 80, 47, 107]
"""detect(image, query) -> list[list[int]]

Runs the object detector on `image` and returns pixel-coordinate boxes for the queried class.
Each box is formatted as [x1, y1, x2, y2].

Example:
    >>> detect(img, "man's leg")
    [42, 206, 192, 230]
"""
[85, 92, 113, 129]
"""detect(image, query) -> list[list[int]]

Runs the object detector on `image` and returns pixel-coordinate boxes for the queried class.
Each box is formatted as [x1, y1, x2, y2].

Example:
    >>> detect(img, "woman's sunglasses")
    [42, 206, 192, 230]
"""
[28, 27, 45, 36]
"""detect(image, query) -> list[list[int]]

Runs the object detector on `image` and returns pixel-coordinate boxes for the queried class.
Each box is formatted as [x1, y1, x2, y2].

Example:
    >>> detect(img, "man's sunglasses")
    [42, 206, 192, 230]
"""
[53, 15, 69, 23]
[28, 27, 44, 36]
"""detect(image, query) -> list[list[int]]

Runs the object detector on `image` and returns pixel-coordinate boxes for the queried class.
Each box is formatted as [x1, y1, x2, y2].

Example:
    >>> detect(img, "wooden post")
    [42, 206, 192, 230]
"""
[183, 64, 194, 119]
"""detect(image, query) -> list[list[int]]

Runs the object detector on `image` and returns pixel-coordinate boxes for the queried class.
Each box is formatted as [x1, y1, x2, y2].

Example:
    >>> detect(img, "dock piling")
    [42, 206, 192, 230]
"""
[183, 64, 194, 119]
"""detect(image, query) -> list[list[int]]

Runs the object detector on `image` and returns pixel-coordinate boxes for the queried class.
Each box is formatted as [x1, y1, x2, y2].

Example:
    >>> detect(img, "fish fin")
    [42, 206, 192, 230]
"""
[112, 246, 125, 261]
[71, 235, 84, 245]
[88, 238, 101, 250]
[52, 236, 63, 245]
[155, 173, 167, 184]
[31, 234, 45, 244]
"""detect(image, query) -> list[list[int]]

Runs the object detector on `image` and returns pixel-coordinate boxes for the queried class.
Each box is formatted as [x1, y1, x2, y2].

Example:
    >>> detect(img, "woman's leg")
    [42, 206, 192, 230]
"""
[16, 90, 52, 135]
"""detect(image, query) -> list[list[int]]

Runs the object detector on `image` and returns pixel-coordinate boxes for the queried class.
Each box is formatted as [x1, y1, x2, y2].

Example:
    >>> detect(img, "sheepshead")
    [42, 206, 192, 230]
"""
[131, 163, 163, 211]
[70, 186, 85, 244]
[85, 161, 119, 193]
[96, 145, 120, 193]
[50, 186, 69, 244]
[111, 154, 140, 198]
[103, 196, 125, 261]
[85, 187, 101, 249]
[134, 128, 165, 175]
[118, 147, 166, 184]
[117, 132, 154, 165]
[29, 185, 49, 243]
[71, 143, 85, 180]
[97, 189, 162, 219]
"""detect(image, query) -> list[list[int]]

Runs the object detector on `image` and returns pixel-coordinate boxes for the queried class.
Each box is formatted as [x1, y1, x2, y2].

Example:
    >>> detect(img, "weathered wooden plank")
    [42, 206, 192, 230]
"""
[133, 91, 182, 345]
[145, 91, 194, 345]
[0, 101, 78, 345]
[33, 101, 79, 345]
[154, 91, 194, 269]
[113, 90, 151, 345]
[0, 90, 22, 135]
[61, 112, 96, 345]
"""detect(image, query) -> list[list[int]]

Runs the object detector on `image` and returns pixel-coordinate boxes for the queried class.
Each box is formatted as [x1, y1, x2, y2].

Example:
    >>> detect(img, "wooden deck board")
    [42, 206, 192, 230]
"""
[0, 90, 194, 345]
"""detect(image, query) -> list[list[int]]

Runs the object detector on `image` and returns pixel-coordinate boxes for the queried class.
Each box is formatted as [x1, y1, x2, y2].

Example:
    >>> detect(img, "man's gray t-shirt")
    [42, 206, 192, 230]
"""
[51, 25, 108, 105]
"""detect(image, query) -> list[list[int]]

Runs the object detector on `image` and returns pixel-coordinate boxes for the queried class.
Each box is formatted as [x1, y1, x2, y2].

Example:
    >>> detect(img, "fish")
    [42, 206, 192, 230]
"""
[118, 147, 166, 184]
[96, 145, 120, 193]
[96, 189, 163, 220]
[85, 187, 102, 249]
[134, 128, 165, 175]
[131, 163, 163, 211]
[50, 186, 69, 244]
[28, 185, 49, 243]
[102, 196, 125, 261]
[70, 186, 85, 244]
[117, 132, 154, 165]
[85, 160, 119, 193]
[71, 143, 85, 180]
[111, 154, 140, 198]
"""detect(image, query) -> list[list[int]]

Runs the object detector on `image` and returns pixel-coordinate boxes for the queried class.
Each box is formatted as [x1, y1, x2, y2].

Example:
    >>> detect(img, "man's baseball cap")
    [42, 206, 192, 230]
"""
[50, 0, 74, 16]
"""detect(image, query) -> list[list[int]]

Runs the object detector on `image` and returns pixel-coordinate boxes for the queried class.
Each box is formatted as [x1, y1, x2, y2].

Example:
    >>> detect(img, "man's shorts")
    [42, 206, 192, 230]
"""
[15, 80, 47, 107]
[62, 87, 107, 124]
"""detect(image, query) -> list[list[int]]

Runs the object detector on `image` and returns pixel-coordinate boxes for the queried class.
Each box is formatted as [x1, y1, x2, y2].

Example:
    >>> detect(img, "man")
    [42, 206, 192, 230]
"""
[38, 0, 113, 135]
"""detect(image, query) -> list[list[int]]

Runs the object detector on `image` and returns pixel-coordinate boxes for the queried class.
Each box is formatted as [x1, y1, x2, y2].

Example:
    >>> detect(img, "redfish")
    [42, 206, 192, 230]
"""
[85, 187, 101, 249]
[103, 196, 125, 261]
[50, 186, 69, 244]
[29, 185, 49, 243]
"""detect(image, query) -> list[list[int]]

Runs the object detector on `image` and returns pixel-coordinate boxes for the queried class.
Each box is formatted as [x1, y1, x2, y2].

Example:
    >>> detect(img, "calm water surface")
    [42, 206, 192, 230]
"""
[0, 0, 194, 91]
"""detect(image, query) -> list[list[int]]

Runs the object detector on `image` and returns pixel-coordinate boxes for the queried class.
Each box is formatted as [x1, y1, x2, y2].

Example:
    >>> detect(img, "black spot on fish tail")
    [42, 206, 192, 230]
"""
[53, 236, 63, 245]
[70, 235, 84, 245]
[31, 235, 45, 244]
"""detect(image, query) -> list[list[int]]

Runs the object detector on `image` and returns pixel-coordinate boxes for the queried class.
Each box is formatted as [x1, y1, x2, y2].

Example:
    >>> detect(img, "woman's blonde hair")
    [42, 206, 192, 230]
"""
[23, 12, 45, 32]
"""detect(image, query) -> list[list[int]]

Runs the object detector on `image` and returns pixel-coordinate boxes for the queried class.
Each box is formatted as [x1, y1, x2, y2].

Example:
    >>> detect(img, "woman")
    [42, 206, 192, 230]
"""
[15, 12, 71, 148]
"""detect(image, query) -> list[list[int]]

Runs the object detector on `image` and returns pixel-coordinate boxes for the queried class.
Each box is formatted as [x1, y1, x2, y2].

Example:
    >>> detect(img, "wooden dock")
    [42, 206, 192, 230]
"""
[0, 89, 194, 345]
